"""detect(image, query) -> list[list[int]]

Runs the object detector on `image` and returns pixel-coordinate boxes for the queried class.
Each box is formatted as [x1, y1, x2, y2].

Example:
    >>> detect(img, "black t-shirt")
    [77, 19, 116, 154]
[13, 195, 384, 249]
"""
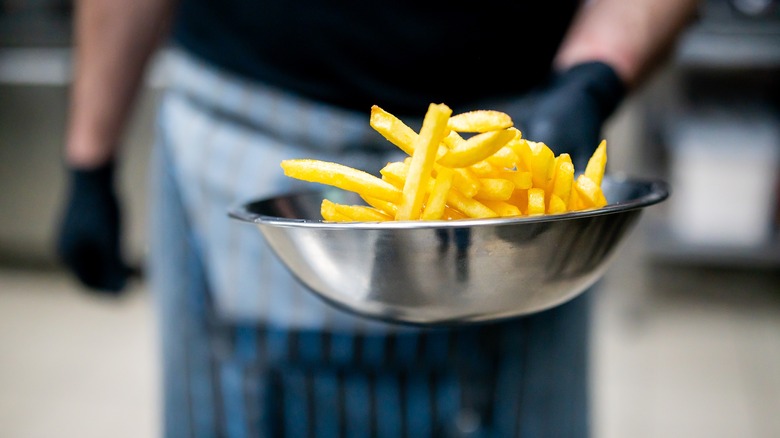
[172, 0, 581, 117]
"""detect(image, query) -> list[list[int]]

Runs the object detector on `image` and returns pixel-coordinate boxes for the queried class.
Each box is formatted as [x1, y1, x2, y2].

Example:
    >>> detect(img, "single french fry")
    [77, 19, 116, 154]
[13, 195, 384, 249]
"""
[479, 199, 522, 217]
[422, 167, 454, 220]
[334, 203, 393, 222]
[281, 159, 401, 202]
[527, 188, 546, 216]
[505, 130, 529, 171]
[574, 174, 608, 208]
[369, 105, 417, 155]
[475, 178, 515, 201]
[469, 160, 496, 176]
[489, 169, 532, 190]
[550, 153, 575, 206]
[518, 141, 556, 190]
[547, 194, 567, 214]
[396, 103, 452, 220]
[450, 168, 481, 198]
[321, 199, 393, 222]
[447, 110, 513, 132]
[370, 105, 450, 158]
[360, 194, 398, 217]
[321, 199, 353, 222]
[444, 205, 467, 220]
[446, 190, 498, 219]
[380, 161, 408, 188]
[437, 129, 516, 168]
[584, 139, 607, 186]
[568, 187, 585, 211]
[485, 146, 520, 169]
[440, 131, 464, 159]
[507, 189, 529, 215]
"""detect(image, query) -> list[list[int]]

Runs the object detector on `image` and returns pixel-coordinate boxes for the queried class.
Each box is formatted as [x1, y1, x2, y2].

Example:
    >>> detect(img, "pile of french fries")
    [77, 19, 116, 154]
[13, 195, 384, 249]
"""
[281, 103, 608, 222]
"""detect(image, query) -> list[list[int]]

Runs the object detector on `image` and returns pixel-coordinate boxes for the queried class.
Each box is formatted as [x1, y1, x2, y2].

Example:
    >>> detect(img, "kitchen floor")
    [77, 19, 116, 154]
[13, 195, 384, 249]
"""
[1, 225, 778, 438]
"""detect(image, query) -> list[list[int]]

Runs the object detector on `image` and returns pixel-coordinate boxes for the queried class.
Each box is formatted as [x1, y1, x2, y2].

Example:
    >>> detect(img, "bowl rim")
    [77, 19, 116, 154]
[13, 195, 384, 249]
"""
[228, 175, 670, 230]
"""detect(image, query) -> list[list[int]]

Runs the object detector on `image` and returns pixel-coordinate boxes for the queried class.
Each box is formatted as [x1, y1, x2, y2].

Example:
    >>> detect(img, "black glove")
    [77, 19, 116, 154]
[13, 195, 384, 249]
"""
[507, 61, 626, 171]
[56, 160, 131, 294]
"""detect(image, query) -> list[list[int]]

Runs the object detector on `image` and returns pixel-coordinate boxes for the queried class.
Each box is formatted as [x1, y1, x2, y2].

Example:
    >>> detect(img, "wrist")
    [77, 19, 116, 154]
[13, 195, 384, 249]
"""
[65, 142, 117, 169]
[64, 124, 119, 169]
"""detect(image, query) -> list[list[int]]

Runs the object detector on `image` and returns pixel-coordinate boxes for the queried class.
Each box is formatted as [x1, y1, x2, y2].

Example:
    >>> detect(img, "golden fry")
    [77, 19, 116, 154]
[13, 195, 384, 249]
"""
[584, 139, 607, 186]
[527, 188, 546, 216]
[396, 103, 452, 220]
[369, 105, 417, 155]
[447, 110, 513, 132]
[485, 146, 521, 169]
[437, 129, 516, 168]
[422, 167, 454, 220]
[550, 153, 575, 206]
[360, 194, 398, 217]
[321, 199, 392, 222]
[320, 199, 353, 222]
[468, 160, 495, 176]
[450, 168, 481, 198]
[574, 174, 608, 208]
[444, 206, 467, 220]
[518, 141, 556, 190]
[547, 194, 567, 214]
[475, 178, 515, 201]
[281, 159, 401, 202]
[479, 199, 521, 217]
[447, 190, 498, 219]
[490, 169, 532, 190]
[380, 160, 408, 187]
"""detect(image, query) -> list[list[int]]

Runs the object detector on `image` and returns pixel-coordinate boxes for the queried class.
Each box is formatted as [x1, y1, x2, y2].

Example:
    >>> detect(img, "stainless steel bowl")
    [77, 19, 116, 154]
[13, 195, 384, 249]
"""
[229, 176, 669, 325]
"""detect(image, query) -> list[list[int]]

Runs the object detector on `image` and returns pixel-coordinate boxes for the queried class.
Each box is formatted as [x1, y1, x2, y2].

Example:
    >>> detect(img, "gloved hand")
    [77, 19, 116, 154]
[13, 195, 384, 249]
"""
[56, 160, 131, 294]
[506, 61, 626, 171]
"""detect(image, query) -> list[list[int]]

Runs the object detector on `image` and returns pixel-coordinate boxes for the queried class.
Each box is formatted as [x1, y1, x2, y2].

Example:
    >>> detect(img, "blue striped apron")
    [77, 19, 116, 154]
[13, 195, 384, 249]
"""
[147, 48, 591, 437]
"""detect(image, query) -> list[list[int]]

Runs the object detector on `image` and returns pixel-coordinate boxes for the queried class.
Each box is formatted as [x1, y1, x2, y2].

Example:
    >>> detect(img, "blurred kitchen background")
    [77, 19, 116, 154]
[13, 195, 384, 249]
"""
[1, 0, 779, 437]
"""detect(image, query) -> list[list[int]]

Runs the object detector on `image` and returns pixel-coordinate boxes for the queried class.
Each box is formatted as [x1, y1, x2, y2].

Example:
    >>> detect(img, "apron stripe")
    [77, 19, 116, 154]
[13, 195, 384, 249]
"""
[404, 371, 433, 438]
[267, 369, 284, 437]
[368, 373, 378, 438]
[188, 246, 218, 438]
[336, 371, 347, 438]
[343, 371, 371, 438]
[282, 369, 310, 437]
[435, 372, 459, 437]
[240, 364, 261, 438]
[150, 132, 195, 438]
[492, 324, 525, 437]
[221, 363, 248, 438]
[374, 373, 402, 438]
[305, 371, 316, 438]
[312, 371, 342, 438]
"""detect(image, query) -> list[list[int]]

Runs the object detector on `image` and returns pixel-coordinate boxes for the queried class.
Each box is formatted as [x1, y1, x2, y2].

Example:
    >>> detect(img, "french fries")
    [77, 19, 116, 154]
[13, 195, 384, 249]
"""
[279, 103, 609, 222]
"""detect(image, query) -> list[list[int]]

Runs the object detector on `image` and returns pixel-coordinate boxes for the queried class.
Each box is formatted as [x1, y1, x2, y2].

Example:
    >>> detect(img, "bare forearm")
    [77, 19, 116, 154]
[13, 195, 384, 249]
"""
[555, 0, 700, 88]
[66, 0, 177, 167]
